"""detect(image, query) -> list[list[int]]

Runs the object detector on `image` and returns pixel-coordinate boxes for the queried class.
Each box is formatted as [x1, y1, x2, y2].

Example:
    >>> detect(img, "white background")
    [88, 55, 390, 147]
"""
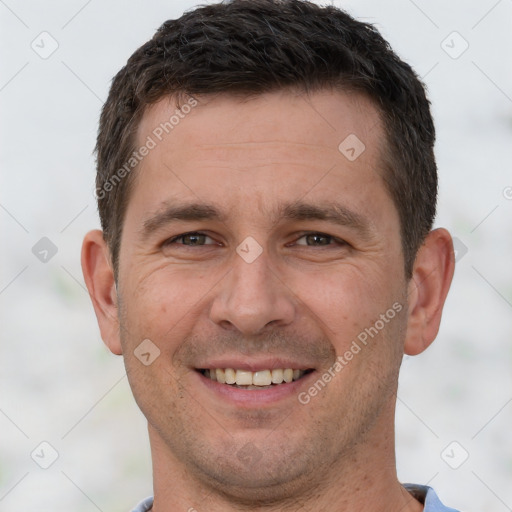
[1, 0, 511, 510]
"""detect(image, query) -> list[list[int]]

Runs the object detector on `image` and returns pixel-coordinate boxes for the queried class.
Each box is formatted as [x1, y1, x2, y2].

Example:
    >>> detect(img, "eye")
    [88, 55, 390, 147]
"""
[164, 232, 217, 246]
[294, 232, 346, 247]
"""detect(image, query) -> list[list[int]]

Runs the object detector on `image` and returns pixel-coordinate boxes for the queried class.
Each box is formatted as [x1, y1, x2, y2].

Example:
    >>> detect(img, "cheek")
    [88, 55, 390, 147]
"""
[292, 264, 407, 383]
[119, 265, 211, 349]
[292, 266, 394, 341]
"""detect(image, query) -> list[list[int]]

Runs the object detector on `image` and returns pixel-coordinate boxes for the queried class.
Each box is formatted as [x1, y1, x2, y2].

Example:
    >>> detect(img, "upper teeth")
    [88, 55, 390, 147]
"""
[205, 368, 305, 386]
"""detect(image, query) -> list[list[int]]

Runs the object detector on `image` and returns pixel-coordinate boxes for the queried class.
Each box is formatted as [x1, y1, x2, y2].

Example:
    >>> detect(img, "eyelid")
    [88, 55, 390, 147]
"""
[292, 232, 347, 247]
[163, 230, 347, 248]
[164, 231, 218, 246]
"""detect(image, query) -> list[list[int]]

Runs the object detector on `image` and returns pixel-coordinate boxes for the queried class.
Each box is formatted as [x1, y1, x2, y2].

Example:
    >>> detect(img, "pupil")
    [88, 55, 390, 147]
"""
[186, 234, 203, 245]
[308, 234, 329, 245]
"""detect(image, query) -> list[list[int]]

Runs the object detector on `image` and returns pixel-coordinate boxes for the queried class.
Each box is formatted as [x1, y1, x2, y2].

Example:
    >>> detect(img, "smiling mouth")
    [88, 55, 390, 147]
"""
[198, 368, 314, 389]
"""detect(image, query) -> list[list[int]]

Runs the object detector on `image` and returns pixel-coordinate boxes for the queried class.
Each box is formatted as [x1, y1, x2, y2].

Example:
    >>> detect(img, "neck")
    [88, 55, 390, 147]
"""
[148, 401, 423, 512]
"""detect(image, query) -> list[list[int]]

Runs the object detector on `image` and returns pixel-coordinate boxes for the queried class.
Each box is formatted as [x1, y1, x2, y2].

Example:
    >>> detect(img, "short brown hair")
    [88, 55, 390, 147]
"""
[95, 0, 437, 279]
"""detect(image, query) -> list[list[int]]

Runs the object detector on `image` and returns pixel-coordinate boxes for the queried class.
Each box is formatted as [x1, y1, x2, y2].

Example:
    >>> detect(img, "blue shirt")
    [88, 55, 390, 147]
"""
[130, 484, 462, 511]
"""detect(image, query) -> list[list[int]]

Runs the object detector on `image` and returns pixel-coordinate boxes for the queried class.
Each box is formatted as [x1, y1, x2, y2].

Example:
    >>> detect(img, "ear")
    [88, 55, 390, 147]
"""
[404, 228, 455, 356]
[81, 229, 122, 355]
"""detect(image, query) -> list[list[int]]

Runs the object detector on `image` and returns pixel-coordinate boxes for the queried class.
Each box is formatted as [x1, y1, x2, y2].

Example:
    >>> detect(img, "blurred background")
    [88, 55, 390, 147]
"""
[1, 0, 511, 510]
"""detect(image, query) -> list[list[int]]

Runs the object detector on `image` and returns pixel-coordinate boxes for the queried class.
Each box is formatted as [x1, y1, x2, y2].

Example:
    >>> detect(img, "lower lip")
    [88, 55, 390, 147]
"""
[195, 370, 316, 407]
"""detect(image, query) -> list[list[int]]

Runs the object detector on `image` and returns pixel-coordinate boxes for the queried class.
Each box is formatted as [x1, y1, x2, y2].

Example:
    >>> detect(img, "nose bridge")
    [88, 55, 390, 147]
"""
[231, 245, 273, 300]
[209, 241, 295, 335]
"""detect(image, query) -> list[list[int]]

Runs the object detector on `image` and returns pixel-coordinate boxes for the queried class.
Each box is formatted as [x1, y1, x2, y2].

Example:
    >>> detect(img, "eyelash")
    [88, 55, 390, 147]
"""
[163, 232, 215, 247]
[164, 231, 347, 248]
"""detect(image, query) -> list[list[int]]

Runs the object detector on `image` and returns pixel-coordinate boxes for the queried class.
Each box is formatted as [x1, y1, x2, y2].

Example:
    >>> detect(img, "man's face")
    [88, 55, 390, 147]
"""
[116, 90, 409, 498]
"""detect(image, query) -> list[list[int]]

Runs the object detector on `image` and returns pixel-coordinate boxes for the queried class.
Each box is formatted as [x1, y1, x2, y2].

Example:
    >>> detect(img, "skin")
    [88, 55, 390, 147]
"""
[82, 89, 454, 512]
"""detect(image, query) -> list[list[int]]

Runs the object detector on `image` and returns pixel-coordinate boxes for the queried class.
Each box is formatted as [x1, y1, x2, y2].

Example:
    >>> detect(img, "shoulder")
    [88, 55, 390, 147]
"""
[130, 496, 154, 512]
[404, 484, 463, 512]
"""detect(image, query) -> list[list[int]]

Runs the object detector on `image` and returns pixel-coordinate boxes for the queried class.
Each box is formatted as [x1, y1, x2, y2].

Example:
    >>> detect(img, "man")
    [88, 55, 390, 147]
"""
[81, 1, 459, 510]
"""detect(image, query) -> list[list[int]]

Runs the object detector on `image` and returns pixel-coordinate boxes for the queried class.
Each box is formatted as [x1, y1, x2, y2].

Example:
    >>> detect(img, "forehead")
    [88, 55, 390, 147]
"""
[129, 89, 393, 231]
[137, 89, 382, 164]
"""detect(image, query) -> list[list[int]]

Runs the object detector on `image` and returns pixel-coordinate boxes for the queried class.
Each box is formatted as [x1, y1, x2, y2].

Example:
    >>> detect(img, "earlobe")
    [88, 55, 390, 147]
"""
[404, 228, 455, 356]
[81, 229, 123, 355]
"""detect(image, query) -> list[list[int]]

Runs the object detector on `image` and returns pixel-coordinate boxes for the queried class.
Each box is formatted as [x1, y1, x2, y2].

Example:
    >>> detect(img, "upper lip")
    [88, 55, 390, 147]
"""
[194, 357, 316, 372]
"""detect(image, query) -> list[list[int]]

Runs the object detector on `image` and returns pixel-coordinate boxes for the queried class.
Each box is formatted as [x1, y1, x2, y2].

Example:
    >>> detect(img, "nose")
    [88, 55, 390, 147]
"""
[209, 245, 296, 336]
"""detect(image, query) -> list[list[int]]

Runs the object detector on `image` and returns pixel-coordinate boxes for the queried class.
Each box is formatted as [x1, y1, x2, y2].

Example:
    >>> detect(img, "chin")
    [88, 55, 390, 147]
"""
[184, 436, 324, 505]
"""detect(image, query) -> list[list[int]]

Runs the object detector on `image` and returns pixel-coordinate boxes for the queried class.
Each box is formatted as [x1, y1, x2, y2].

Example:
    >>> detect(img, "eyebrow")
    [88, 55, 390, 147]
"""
[279, 201, 372, 239]
[140, 199, 373, 240]
[142, 202, 225, 238]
